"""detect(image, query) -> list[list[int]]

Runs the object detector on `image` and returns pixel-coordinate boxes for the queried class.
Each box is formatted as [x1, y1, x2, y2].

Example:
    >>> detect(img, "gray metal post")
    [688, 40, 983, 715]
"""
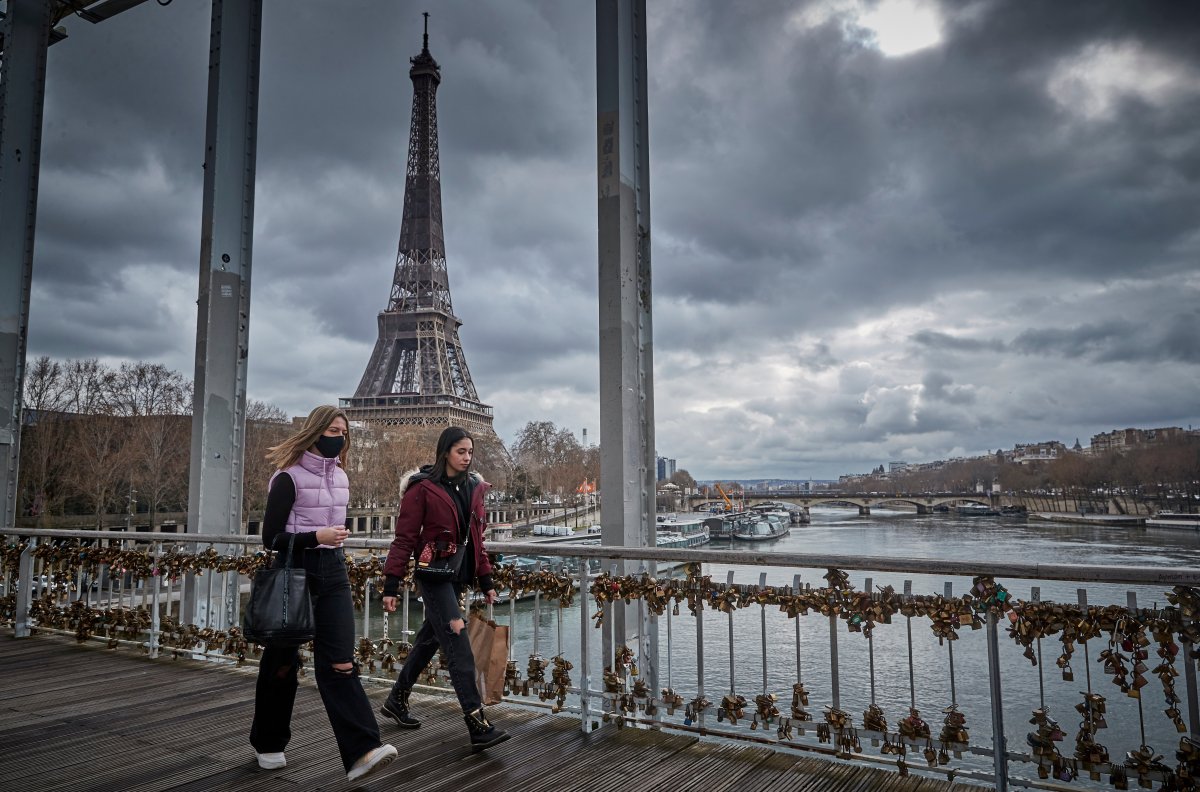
[14, 538, 36, 637]
[596, 0, 656, 697]
[1185, 637, 1200, 738]
[184, 0, 262, 630]
[727, 570, 736, 693]
[579, 560, 591, 732]
[986, 608, 1009, 791]
[0, 0, 53, 532]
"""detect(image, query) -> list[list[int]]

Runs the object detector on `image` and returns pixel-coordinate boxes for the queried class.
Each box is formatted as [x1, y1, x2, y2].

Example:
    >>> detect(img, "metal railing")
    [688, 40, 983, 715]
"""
[2, 526, 1198, 791]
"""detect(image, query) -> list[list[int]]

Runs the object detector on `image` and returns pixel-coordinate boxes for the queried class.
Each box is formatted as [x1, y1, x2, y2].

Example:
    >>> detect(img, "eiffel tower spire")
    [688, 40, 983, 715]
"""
[343, 17, 494, 435]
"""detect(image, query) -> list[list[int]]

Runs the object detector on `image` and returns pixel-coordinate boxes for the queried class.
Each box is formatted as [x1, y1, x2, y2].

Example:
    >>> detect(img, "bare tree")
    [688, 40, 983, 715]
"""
[511, 420, 588, 500]
[58, 360, 126, 524]
[18, 357, 71, 522]
[242, 400, 293, 520]
[112, 363, 192, 525]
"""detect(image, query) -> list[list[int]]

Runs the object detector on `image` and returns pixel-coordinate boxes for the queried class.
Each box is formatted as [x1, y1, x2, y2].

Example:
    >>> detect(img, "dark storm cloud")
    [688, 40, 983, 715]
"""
[23, 0, 1200, 479]
[910, 331, 1004, 354]
[922, 371, 976, 405]
[1012, 313, 1200, 365]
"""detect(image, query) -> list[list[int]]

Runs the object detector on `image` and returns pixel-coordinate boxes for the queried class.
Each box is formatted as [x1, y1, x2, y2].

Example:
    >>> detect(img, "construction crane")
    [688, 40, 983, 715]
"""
[714, 483, 735, 512]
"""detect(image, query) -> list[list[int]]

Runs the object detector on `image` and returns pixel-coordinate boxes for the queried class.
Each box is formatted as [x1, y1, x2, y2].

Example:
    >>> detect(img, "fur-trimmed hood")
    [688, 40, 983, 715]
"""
[398, 465, 484, 501]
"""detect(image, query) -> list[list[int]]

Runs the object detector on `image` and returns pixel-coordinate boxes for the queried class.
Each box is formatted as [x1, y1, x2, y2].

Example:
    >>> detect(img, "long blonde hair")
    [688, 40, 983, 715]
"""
[265, 405, 351, 470]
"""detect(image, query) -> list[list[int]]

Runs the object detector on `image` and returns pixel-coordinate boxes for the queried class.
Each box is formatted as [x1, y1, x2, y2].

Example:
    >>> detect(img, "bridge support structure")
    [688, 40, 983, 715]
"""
[183, 0, 263, 632]
[0, 0, 53, 533]
[596, 0, 657, 701]
[858, 505, 870, 516]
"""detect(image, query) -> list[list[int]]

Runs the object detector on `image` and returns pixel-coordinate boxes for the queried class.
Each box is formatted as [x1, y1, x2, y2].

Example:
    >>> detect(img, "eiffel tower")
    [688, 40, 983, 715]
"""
[343, 16, 496, 437]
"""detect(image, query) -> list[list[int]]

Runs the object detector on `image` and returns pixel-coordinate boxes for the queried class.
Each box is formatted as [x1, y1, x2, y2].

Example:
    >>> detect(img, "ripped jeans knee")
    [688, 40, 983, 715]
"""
[330, 660, 358, 678]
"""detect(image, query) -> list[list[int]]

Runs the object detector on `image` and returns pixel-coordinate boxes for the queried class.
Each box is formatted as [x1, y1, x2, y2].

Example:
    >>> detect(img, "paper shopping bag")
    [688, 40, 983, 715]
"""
[467, 613, 509, 706]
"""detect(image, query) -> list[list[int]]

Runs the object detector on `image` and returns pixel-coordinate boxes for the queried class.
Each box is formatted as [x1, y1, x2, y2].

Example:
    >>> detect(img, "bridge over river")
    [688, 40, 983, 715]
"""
[688, 492, 1156, 517]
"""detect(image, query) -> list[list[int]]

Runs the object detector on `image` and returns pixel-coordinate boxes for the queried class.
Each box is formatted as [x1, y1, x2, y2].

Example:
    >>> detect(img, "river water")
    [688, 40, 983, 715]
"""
[368, 508, 1200, 784]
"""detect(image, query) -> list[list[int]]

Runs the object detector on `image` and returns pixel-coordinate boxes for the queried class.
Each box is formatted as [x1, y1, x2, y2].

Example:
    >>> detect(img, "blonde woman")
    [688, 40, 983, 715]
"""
[249, 405, 396, 781]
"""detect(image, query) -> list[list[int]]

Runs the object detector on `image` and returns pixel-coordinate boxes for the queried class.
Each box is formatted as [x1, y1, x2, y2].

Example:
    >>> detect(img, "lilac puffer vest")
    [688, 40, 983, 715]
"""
[269, 451, 349, 549]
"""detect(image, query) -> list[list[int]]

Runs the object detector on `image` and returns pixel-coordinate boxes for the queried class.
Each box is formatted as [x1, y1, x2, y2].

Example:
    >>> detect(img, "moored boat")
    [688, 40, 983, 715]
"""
[656, 513, 711, 546]
[731, 512, 790, 542]
[1145, 511, 1200, 530]
[956, 503, 999, 517]
[751, 501, 808, 525]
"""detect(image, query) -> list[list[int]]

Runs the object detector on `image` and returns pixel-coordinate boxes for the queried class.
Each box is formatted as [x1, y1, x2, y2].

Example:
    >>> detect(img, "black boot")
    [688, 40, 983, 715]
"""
[464, 707, 510, 751]
[380, 687, 420, 729]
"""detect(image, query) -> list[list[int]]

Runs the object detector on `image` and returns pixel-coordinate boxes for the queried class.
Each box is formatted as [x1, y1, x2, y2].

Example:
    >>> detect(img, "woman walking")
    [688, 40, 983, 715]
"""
[249, 405, 397, 781]
[380, 426, 510, 751]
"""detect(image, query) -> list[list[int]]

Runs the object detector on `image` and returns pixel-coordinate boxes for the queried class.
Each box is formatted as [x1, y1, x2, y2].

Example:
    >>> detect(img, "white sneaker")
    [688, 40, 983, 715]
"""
[346, 744, 397, 782]
[256, 751, 287, 770]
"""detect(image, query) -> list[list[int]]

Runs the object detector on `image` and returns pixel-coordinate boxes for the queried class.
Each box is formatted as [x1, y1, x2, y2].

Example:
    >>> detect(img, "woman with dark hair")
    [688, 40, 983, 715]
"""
[250, 405, 397, 781]
[380, 426, 510, 751]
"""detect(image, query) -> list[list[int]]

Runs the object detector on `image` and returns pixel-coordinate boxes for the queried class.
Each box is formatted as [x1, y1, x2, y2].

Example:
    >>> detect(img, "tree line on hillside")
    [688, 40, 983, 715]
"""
[846, 441, 1200, 510]
[15, 357, 546, 525]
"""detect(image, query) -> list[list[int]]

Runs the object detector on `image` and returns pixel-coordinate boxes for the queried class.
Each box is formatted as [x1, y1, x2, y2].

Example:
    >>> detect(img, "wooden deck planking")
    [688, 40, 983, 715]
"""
[0, 635, 990, 791]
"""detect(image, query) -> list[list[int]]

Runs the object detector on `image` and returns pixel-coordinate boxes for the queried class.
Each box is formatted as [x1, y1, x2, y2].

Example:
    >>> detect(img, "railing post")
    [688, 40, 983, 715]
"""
[695, 591, 706, 730]
[362, 574, 372, 641]
[727, 570, 736, 695]
[149, 541, 162, 659]
[759, 572, 768, 694]
[1182, 628, 1200, 739]
[829, 580, 840, 710]
[14, 537, 35, 638]
[579, 557, 591, 733]
[986, 606, 1009, 792]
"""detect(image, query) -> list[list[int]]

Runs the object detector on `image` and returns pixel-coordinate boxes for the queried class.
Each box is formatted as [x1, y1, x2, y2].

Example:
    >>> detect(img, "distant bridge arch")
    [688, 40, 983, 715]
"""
[689, 492, 996, 516]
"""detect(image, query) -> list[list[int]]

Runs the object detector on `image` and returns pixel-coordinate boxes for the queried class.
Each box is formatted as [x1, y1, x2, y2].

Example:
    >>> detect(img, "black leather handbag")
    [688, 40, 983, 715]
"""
[242, 533, 315, 644]
[414, 529, 468, 582]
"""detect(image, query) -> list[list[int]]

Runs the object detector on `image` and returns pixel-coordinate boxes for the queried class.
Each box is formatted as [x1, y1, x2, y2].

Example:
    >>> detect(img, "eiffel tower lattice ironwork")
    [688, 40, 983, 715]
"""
[342, 17, 494, 435]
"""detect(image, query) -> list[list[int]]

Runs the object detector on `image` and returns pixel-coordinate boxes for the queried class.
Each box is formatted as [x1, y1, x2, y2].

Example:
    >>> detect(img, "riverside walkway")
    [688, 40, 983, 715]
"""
[1, 635, 984, 792]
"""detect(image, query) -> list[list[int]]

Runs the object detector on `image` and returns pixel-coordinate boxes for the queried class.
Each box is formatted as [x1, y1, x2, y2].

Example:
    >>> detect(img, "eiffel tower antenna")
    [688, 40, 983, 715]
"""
[342, 16, 497, 438]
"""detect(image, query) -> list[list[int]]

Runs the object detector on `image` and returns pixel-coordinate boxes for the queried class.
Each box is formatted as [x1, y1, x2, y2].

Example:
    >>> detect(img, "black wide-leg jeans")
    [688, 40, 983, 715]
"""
[250, 548, 382, 771]
[389, 579, 482, 714]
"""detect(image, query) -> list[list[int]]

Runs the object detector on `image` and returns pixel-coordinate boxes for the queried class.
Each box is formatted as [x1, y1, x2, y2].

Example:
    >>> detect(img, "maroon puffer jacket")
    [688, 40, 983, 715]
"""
[382, 470, 493, 593]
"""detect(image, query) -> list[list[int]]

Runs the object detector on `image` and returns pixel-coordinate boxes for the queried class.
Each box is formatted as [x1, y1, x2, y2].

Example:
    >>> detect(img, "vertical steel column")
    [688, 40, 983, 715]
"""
[596, 0, 657, 697]
[986, 607, 1009, 791]
[184, 0, 262, 631]
[0, 0, 53, 533]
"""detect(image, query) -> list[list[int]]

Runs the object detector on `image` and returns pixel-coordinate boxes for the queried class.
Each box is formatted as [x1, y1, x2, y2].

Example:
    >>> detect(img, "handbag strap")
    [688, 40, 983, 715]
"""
[280, 532, 298, 569]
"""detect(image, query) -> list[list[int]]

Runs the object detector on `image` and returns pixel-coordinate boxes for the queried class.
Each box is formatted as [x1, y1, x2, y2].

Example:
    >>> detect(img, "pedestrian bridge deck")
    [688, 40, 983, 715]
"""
[1, 635, 987, 792]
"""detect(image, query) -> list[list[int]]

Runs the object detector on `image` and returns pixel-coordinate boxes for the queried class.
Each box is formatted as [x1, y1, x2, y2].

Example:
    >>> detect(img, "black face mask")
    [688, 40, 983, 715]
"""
[315, 435, 344, 458]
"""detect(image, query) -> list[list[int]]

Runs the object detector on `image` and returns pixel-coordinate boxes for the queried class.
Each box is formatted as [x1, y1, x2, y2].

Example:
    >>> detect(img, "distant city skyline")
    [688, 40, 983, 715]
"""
[26, 1, 1200, 481]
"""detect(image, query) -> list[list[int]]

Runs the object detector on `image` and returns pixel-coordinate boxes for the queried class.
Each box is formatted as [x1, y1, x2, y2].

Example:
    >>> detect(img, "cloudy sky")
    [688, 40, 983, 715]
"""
[24, 0, 1200, 480]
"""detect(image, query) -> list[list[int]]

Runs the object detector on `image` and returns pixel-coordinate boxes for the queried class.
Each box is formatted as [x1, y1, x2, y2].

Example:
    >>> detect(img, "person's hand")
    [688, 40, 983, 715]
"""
[485, 589, 499, 604]
[316, 526, 349, 547]
[382, 596, 398, 612]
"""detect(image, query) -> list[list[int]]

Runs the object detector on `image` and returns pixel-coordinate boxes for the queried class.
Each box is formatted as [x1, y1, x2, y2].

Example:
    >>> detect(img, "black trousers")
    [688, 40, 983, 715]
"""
[389, 579, 482, 714]
[250, 548, 381, 771]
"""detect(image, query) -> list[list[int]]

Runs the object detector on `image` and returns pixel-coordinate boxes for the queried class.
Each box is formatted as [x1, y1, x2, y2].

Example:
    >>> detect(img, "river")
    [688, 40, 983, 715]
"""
[367, 508, 1200, 784]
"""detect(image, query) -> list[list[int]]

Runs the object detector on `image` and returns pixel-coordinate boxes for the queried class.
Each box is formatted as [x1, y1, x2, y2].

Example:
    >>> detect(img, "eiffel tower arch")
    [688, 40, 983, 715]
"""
[342, 17, 501, 453]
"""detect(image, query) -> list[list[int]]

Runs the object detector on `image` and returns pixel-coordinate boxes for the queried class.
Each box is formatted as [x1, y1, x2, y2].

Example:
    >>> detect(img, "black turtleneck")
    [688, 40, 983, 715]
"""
[439, 473, 474, 582]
